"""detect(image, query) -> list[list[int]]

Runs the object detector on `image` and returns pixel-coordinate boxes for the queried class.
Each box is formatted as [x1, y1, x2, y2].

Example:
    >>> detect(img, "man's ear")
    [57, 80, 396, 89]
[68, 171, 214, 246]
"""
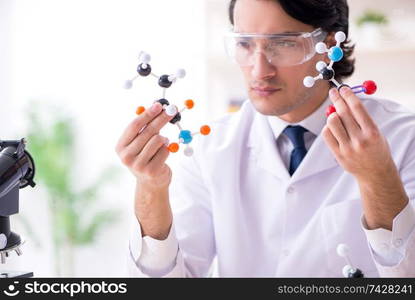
[325, 32, 336, 48]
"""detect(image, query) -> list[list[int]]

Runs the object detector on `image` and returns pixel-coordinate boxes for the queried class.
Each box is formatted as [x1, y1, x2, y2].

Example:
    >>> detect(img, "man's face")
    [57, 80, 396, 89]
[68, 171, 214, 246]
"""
[233, 0, 327, 118]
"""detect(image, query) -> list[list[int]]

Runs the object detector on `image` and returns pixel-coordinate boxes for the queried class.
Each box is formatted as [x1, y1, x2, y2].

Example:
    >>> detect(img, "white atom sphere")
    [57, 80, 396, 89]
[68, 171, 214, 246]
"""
[184, 146, 194, 157]
[176, 69, 186, 78]
[165, 104, 178, 116]
[336, 243, 349, 257]
[342, 265, 353, 278]
[168, 75, 176, 83]
[316, 61, 327, 72]
[123, 80, 133, 89]
[303, 76, 315, 88]
[140, 52, 151, 63]
[335, 31, 346, 43]
[315, 42, 328, 54]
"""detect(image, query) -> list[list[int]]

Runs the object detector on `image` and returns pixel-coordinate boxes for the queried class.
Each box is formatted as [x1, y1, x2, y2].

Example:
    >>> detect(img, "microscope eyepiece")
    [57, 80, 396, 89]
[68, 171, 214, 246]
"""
[0, 139, 36, 198]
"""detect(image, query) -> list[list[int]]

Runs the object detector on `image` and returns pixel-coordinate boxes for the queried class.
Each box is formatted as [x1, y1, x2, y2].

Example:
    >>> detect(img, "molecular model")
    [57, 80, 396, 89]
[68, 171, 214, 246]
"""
[124, 52, 211, 157]
[303, 31, 378, 117]
[337, 244, 364, 278]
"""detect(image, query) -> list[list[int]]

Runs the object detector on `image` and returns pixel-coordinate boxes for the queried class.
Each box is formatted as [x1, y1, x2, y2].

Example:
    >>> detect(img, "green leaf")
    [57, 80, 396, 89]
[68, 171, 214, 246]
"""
[21, 100, 120, 274]
[356, 10, 388, 27]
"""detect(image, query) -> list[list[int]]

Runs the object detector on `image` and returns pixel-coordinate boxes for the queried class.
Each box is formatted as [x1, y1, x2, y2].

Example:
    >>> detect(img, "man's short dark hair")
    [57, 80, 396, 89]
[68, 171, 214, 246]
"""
[228, 0, 355, 82]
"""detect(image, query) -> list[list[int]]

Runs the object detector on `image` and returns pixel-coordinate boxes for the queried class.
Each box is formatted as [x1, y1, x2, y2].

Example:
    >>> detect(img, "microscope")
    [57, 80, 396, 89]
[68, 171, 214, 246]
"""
[0, 138, 36, 278]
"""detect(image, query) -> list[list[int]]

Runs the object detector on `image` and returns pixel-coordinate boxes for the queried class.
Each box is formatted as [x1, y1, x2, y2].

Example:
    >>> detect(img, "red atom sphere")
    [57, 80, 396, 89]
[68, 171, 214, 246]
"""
[326, 105, 336, 117]
[363, 80, 377, 95]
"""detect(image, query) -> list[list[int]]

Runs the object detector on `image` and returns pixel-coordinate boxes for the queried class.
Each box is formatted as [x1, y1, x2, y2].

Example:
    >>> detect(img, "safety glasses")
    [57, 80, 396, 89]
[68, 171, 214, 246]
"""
[224, 28, 327, 67]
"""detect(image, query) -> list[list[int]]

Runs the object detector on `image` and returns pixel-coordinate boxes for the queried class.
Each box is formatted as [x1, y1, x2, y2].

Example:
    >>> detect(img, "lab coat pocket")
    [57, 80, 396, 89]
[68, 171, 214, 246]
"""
[321, 199, 379, 277]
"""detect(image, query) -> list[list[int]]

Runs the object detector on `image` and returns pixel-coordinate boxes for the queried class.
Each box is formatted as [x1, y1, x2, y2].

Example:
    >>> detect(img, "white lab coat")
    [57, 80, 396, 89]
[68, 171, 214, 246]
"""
[128, 96, 415, 277]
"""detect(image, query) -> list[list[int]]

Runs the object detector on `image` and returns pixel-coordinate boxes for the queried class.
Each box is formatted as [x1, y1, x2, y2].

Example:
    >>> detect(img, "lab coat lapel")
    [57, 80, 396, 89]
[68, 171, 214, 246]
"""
[247, 112, 291, 181]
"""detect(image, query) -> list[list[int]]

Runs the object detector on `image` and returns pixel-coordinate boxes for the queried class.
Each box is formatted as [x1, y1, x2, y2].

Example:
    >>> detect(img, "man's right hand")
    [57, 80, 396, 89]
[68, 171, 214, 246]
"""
[115, 102, 175, 240]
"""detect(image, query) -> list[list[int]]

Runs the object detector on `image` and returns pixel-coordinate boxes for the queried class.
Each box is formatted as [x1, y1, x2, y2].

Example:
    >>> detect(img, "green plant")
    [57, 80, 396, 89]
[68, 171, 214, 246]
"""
[24, 102, 120, 276]
[356, 10, 388, 27]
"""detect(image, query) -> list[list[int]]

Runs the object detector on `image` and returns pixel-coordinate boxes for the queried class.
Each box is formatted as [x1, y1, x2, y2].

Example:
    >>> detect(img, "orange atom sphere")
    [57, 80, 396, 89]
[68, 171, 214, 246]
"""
[185, 99, 194, 109]
[200, 125, 211, 135]
[168, 143, 180, 153]
[136, 106, 145, 115]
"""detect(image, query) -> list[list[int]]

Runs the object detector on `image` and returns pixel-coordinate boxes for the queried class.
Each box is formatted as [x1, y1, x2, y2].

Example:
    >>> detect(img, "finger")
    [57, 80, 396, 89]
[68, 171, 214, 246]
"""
[132, 135, 169, 171]
[339, 86, 377, 132]
[326, 112, 350, 145]
[117, 102, 163, 149]
[322, 125, 339, 151]
[147, 145, 170, 170]
[125, 109, 175, 156]
[329, 88, 361, 137]
[139, 106, 176, 141]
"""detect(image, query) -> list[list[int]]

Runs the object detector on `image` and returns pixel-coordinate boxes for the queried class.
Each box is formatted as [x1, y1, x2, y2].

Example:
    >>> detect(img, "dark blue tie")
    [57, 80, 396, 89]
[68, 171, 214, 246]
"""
[283, 125, 308, 176]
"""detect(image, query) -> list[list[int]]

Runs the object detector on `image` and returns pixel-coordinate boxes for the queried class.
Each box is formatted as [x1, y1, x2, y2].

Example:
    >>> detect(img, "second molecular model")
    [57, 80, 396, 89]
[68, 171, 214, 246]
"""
[303, 31, 378, 117]
[124, 52, 211, 157]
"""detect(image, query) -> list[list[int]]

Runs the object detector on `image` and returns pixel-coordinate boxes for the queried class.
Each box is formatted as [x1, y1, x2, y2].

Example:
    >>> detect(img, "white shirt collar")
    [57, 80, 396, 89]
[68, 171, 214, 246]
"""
[266, 96, 330, 139]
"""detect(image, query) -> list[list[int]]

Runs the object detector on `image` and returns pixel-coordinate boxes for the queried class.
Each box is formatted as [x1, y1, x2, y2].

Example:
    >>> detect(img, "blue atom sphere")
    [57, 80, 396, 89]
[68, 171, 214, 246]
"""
[179, 130, 193, 144]
[328, 46, 343, 62]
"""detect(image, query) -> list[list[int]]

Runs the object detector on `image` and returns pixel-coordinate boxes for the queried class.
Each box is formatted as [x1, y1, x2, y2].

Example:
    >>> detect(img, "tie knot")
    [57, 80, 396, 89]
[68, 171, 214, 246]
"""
[283, 125, 308, 149]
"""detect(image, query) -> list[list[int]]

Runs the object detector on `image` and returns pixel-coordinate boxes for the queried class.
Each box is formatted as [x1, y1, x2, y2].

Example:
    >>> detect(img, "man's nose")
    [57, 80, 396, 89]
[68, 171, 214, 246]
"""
[250, 51, 277, 80]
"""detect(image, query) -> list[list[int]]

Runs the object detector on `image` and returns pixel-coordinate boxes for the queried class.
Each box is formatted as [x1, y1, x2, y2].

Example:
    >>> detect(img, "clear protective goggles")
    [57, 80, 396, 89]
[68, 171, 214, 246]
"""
[224, 28, 327, 67]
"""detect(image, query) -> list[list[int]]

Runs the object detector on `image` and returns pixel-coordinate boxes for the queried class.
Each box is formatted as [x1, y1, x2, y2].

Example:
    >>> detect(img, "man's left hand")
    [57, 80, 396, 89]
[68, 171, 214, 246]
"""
[322, 86, 409, 230]
[323, 86, 392, 179]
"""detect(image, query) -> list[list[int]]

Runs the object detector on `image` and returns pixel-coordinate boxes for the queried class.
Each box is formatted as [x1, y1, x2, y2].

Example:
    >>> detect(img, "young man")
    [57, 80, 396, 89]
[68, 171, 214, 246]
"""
[116, 0, 415, 277]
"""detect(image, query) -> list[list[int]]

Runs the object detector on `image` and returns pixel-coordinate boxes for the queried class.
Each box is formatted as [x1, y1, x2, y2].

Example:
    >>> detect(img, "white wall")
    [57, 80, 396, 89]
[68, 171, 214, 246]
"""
[1, 0, 209, 277]
[348, 0, 415, 111]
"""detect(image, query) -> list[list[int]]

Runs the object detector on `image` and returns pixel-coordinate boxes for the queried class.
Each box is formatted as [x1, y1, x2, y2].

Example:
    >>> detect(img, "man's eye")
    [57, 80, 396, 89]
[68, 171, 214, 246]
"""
[236, 41, 251, 49]
[271, 40, 298, 48]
